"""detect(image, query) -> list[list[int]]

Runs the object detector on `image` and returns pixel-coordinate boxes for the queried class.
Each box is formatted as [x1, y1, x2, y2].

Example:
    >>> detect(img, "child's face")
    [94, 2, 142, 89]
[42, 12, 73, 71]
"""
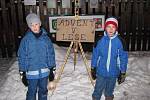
[105, 24, 117, 37]
[30, 23, 40, 33]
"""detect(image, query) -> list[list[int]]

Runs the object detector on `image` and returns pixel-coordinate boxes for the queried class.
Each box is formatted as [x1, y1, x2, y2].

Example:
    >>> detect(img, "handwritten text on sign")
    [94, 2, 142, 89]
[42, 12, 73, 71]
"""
[56, 18, 95, 42]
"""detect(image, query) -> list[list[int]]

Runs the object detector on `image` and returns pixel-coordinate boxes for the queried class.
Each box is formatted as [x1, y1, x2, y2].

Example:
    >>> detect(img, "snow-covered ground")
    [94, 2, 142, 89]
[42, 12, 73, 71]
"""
[0, 44, 150, 100]
[0, 58, 15, 87]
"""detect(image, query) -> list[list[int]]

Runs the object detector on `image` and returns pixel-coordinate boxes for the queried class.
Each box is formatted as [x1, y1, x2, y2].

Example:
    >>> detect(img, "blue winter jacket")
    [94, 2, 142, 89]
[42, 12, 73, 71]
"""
[91, 31, 128, 77]
[18, 28, 56, 79]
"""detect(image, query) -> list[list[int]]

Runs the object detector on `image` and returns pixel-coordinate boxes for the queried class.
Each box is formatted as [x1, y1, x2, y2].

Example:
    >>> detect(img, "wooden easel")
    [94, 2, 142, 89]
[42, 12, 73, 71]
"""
[49, 0, 95, 96]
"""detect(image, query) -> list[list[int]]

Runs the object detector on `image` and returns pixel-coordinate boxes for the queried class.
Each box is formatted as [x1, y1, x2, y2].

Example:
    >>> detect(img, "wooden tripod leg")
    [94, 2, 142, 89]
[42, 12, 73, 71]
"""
[50, 41, 74, 96]
[78, 42, 95, 87]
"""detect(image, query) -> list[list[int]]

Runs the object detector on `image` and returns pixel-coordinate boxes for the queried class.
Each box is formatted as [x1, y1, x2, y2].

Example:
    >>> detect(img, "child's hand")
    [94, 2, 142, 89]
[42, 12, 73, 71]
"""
[19, 71, 28, 87]
[47, 80, 56, 90]
[118, 72, 126, 84]
[91, 67, 96, 80]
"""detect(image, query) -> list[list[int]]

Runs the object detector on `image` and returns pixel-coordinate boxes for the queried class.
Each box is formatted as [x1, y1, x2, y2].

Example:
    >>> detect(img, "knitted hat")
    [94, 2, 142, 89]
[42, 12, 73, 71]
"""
[104, 17, 118, 29]
[26, 13, 41, 28]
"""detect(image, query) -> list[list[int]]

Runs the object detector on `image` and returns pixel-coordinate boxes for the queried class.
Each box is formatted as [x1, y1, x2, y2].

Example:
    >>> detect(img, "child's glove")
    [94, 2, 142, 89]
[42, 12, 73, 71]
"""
[19, 71, 28, 87]
[118, 72, 126, 84]
[91, 67, 96, 80]
[49, 67, 56, 81]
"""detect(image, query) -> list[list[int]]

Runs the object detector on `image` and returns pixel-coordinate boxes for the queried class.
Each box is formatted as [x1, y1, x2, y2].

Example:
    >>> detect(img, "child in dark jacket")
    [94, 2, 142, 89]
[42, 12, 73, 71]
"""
[91, 17, 128, 100]
[18, 13, 56, 100]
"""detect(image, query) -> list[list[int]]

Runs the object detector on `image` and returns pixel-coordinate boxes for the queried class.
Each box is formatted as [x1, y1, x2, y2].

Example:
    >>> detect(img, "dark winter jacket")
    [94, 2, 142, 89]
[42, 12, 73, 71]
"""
[18, 28, 56, 79]
[91, 31, 128, 77]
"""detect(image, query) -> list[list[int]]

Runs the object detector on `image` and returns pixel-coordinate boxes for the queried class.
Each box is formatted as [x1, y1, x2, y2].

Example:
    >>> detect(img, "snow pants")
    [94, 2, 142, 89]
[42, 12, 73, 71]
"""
[92, 75, 116, 100]
[26, 77, 48, 100]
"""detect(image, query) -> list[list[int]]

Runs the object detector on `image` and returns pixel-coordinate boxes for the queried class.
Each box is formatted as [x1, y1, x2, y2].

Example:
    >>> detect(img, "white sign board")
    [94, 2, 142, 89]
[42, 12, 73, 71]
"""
[49, 15, 105, 33]
[24, 0, 36, 5]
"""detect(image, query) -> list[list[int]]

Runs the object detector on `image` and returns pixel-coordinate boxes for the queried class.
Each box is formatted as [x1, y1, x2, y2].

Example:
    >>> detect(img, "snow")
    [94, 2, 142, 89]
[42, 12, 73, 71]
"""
[0, 44, 150, 100]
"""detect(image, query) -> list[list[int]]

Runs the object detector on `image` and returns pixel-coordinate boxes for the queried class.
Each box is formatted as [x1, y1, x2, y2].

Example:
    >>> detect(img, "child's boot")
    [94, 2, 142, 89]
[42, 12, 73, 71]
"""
[92, 96, 96, 100]
[105, 96, 114, 100]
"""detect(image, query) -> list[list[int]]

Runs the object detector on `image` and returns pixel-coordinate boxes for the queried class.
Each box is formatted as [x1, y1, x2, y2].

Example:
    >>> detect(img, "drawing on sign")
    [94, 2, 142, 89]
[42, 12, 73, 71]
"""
[94, 18, 102, 29]
[52, 19, 57, 30]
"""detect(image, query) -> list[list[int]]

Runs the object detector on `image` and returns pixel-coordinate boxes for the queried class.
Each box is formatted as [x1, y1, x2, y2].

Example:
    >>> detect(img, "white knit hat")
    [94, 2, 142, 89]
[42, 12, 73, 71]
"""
[26, 13, 41, 28]
[105, 17, 118, 29]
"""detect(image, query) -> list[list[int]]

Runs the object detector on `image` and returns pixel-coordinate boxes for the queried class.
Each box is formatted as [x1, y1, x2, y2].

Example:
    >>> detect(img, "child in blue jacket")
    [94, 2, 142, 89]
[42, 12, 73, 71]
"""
[91, 17, 128, 100]
[18, 13, 56, 100]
